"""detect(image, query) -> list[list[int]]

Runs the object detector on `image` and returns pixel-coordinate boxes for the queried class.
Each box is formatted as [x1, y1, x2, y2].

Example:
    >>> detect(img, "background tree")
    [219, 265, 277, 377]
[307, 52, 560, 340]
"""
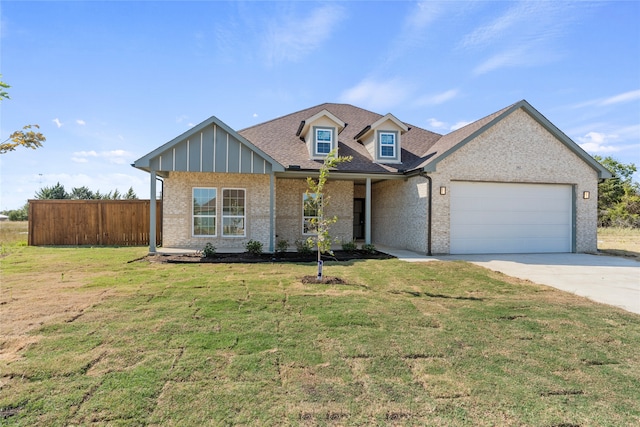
[35, 182, 69, 199]
[594, 155, 639, 228]
[70, 186, 95, 200]
[124, 187, 138, 200]
[305, 148, 352, 281]
[0, 76, 46, 154]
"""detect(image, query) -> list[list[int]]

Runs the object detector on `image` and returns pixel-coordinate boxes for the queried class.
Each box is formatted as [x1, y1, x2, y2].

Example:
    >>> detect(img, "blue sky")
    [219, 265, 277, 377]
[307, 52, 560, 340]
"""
[1, 0, 639, 210]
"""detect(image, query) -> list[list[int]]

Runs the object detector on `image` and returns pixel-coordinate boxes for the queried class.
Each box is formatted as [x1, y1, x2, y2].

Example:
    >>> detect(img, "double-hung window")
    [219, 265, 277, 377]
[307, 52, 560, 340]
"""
[315, 128, 333, 155]
[379, 132, 397, 159]
[193, 188, 216, 236]
[302, 193, 321, 234]
[222, 188, 246, 236]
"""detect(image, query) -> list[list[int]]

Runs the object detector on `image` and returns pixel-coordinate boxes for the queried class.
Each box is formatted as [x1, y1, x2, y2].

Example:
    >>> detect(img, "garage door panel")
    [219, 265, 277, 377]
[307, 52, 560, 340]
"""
[450, 182, 572, 254]
[451, 211, 570, 226]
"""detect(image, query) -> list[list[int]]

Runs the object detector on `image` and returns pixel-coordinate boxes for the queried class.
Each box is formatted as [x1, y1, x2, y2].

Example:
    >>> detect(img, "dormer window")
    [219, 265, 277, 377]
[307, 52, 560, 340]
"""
[379, 131, 397, 159]
[296, 109, 346, 160]
[355, 113, 408, 164]
[315, 127, 334, 155]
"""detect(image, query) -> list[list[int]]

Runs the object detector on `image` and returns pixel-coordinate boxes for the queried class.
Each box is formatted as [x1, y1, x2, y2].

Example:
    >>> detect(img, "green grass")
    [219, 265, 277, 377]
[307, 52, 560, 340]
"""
[1, 244, 639, 426]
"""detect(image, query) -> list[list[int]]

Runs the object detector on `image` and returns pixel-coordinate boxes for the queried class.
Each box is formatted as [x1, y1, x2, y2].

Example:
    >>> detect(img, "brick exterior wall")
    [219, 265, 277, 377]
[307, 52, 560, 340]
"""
[162, 173, 353, 252]
[371, 177, 429, 253]
[275, 179, 353, 248]
[428, 109, 599, 254]
[162, 172, 272, 251]
[160, 109, 599, 255]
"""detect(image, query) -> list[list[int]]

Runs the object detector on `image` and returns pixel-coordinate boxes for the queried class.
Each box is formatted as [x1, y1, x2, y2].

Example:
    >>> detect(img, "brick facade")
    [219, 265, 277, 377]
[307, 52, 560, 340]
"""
[275, 179, 353, 248]
[428, 109, 599, 254]
[162, 172, 272, 251]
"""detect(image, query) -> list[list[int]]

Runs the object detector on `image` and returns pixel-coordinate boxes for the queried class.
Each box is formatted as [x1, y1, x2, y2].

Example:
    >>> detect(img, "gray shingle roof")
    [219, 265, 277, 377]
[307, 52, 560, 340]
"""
[238, 103, 442, 173]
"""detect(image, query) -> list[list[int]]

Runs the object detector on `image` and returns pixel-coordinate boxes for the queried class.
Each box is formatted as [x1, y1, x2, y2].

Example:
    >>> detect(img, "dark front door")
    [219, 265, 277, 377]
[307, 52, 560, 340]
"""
[353, 198, 365, 240]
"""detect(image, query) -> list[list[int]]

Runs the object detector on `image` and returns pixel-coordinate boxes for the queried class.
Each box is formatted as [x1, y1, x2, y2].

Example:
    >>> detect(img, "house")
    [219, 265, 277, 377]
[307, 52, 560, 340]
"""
[133, 100, 611, 255]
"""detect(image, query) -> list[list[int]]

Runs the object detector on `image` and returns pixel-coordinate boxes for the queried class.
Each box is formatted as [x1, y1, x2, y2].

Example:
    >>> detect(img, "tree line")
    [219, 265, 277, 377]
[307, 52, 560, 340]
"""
[594, 156, 640, 228]
[1, 183, 138, 221]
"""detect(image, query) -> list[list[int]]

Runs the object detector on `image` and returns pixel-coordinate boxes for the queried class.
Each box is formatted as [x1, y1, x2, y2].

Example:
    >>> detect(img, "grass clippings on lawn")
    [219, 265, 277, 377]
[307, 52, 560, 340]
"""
[1, 227, 639, 426]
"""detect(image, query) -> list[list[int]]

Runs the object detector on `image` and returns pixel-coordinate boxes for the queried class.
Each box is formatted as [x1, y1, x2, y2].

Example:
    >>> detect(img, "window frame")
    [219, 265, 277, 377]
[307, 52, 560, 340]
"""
[222, 188, 246, 237]
[302, 192, 322, 235]
[314, 126, 334, 157]
[192, 187, 217, 237]
[378, 131, 398, 160]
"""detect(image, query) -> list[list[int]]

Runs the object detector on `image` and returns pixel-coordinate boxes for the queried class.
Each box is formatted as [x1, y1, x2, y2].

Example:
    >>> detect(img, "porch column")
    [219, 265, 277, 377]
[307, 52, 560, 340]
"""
[365, 177, 371, 245]
[149, 170, 157, 254]
[269, 172, 275, 253]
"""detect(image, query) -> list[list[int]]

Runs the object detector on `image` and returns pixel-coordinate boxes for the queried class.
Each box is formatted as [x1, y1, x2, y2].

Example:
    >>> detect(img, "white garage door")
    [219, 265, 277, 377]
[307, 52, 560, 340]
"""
[450, 182, 572, 254]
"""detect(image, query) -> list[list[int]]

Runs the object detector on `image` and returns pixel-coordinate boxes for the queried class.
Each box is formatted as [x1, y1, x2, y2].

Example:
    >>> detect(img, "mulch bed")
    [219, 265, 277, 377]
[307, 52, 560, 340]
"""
[150, 250, 394, 264]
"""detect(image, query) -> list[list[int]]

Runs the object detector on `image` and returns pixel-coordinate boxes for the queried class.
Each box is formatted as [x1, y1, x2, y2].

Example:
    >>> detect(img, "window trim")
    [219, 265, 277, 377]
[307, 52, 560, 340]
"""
[222, 187, 246, 237]
[302, 192, 322, 235]
[313, 126, 334, 157]
[378, 130, 398, 160]
[192, 187, 217, 237]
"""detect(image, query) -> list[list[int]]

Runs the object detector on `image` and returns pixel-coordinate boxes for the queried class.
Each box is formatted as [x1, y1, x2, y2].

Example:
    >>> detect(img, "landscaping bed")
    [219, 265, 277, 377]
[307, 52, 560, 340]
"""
[152, 249, 395, 264]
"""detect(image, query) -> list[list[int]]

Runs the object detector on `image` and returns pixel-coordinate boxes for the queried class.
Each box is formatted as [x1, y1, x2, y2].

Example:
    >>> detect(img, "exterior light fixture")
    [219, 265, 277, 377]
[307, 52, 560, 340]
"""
[583, 191, 590, 199]
[440, 186, 447, 195]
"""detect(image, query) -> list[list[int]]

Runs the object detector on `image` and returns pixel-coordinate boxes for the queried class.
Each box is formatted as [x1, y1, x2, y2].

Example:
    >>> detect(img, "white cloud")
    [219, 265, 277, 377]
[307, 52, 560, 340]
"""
[416, 89, 459, 106]
[577, 131, 620, 153]
[263, 4, 346, 65]
[339, 78, 412, 111]
[600, 90, 640, 106]
[450, 121, 472, 131]
[462, 2, 580, 74]
[52, 118, 62, 128]
[426, 118, 447, 130]
[572, 89, 640, 109]
[71, 149, 133, 165]
[76, 119, 86, 125]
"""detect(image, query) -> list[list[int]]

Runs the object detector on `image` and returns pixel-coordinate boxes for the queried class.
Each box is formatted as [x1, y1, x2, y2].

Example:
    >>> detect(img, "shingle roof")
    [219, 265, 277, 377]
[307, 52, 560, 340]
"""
[238, 103, 441, 173]
[237, 100, 612, 179]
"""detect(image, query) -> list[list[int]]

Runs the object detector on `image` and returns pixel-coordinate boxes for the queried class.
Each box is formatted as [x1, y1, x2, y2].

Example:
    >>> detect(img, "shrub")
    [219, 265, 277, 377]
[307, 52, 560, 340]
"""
[202, 243, 216, 258]
[341, 239, 357, 252]
[276, 239, 289, 254]
[295, 239, 314, 255]
[245, 239, 263, 255]
[361, 243, 377, 254]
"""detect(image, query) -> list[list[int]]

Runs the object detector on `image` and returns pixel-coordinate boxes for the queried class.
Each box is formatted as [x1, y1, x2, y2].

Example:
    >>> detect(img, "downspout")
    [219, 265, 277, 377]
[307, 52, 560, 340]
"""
[418, 171, 433, 256]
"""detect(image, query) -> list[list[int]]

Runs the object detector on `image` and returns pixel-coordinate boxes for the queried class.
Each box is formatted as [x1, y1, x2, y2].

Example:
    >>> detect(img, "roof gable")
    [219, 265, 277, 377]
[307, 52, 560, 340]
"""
[416, 100, 612, 179]
[134, 116, 285, 175]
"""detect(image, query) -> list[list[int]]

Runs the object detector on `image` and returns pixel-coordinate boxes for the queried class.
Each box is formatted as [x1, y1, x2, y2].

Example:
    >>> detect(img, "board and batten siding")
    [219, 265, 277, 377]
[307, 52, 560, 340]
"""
[148, 124, 274, 175]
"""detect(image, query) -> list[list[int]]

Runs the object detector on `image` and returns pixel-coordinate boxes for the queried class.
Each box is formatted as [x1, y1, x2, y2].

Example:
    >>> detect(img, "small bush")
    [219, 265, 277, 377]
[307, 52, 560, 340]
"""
[202, 243, 216, 258]
[341, 239, 357, 252]
[276, 239, 289, 254]
[295, 239, 314, 255]
[361, 243, 377, 254]
[245, 240, 263, 255]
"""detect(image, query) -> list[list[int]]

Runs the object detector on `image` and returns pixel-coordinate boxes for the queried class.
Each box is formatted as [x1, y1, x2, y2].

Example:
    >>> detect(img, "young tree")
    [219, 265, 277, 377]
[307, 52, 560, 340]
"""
[304, 148, 352, 281]
[0, 76, 46, 154]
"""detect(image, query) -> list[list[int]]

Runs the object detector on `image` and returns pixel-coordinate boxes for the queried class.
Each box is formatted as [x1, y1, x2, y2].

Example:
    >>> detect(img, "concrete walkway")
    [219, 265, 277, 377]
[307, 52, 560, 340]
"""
[376, 246, 640, 315]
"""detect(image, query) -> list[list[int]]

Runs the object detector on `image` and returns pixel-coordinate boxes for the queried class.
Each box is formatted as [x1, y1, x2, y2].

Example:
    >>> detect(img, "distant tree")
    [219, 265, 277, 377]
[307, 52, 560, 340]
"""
[1, 202, 28, 221]
[124, 187, 138, 200]
[0, 76, 46, 154]
[594, 155, 639, 228]
[70, 186, 95, 200]
[35, 182, 69, 200]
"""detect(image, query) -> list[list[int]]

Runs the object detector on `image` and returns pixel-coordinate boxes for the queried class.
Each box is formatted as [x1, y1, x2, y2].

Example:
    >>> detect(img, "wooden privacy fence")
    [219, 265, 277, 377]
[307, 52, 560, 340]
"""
[28, 200, 162, 246]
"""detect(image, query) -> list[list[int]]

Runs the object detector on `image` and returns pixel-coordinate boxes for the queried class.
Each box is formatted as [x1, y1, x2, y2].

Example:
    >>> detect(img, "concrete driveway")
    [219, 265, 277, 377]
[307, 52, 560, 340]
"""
[378, 247, 640, 315]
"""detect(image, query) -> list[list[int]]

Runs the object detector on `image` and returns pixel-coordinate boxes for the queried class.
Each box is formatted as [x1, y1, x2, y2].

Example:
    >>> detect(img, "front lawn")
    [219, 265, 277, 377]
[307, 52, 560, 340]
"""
[1, 244, 639, 426]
